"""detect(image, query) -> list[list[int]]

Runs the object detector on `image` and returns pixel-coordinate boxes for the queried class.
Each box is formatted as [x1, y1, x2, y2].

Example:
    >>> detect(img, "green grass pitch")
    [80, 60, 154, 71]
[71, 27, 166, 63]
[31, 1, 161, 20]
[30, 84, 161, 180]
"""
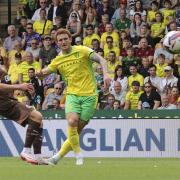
[0, 158, 180, 180]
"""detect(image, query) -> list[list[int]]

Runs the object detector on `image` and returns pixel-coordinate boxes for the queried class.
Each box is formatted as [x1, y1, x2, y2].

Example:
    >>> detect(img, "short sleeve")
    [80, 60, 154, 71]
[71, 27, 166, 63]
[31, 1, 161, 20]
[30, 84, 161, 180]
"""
[47, 57, 58, 73]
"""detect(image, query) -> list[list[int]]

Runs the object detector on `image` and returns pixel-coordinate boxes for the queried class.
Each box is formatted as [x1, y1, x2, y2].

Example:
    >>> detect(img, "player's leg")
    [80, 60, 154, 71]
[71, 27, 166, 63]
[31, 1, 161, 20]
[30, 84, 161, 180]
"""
[22, 110, 49, 165]
[47, 95, 97, 165]
[47, 119, 88, 165]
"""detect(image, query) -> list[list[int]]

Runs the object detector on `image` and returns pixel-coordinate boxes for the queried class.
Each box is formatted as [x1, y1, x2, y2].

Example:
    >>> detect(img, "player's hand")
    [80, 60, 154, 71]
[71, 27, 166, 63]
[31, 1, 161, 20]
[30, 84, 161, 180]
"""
[103, 73, 111, 91]
[36, 70, 43, 78]
[18, 83, 34, 93]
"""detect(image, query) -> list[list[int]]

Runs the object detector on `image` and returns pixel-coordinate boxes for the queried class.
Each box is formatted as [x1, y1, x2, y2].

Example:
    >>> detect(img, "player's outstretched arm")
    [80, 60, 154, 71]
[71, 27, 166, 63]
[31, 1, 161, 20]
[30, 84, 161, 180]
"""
[0, 83, 34, 93]
[36, 67, 51, 78]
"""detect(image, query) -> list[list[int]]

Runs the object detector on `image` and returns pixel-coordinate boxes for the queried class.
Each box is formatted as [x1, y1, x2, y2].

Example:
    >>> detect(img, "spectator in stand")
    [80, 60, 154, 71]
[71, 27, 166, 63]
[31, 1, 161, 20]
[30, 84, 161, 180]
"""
[104, 36, 120, 60]
[113, 100, 121, 110]
[83, 12, 98, 37]
[50, 28, 60, 52]
[95, 64, 104, 93]
[107, 51, 120, 78]
[39, 35, 57, 68]
[135, 37, 154, 63]
[132, 25, 155, 48]
[98, 82, 110, 109]
[42, 66, 60, 95]
[153, 39, 174, 64]
[139, 57, 150, 78]
[33, 9, 53, 35]
[111, 2, 129, 25]
[18, 16, 28, 38]
[83, 24, 100, 48]
[130, 13, 147, 39]
[147, 1, 159, 25]
[158, 93, 177, 109]
[129, 0, 147, 21]
[104, 94, 115, 110]
[111, 81, 126, 108]
[75, 36, 82, 46]
[53, 16, 64, 30]
[8, 40, 25, 65]
[26, 68, 44, 110]
[176, 2, 180, 27]
[124, 81, 143, 109]
[66, 12, 82, 44]
[150, 12, 165, 45]
[120, 38, 132, 57]
[82, 0, 97, 23]
[91, 39, 101, 53]
[47, 0, 67, 27]
[3, 25, 21, 52]
[83, 11, 98, 37]
[31, 0, 49, 22]
[113, 9, 131, 35]
[121, 47, 141, 76]
[110, 65, 128, 93]
[165, 15, 177, 33]
[23, 0, 38, 19]
[138, 82, 161, 109]
[98, 14, 109, 36]
[42, 82, 64, 110]
[50, 98, 61, 110]
[8, 53, 22, 84]
[160, 0, 176, 25]
[168, 86, 179, 106]
[100, 23, 119, 48]
[128, 64, 144, 89]
[26, 38, 40, 61]
[159, 66, 178, 94]
[144, 64, 162, 91]
[155, 53, 168, 78]
[22, 23, 42, 49]
[18, 52, 41, 83]
[166, 21, 178, 33]
[96, 0, 115, 23]
[69, 0, 83, 22]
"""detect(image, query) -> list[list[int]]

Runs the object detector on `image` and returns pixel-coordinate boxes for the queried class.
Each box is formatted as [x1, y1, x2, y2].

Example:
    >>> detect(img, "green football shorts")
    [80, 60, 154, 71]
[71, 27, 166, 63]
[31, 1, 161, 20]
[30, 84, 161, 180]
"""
[65, 94, 98, 121]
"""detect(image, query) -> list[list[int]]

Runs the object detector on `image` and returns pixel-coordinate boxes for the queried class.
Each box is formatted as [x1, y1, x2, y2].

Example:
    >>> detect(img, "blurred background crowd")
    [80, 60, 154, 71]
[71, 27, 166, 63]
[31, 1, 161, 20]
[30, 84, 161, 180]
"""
[0, 0, 180, 110]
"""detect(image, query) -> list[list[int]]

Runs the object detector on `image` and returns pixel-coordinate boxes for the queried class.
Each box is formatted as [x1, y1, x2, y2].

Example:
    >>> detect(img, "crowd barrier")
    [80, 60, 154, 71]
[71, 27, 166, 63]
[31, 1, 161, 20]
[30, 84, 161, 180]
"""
[0, 110, 180, 157]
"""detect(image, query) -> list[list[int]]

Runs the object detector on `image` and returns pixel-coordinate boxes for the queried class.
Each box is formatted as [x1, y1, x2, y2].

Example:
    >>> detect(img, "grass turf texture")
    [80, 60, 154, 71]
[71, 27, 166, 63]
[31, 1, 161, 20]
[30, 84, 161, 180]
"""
[0, 158, 180, 180]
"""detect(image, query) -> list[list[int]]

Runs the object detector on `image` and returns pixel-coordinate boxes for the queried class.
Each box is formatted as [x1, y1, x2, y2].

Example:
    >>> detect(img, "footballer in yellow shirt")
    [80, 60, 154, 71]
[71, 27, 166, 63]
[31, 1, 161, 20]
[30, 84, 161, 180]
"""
[37, 29, 111, 166]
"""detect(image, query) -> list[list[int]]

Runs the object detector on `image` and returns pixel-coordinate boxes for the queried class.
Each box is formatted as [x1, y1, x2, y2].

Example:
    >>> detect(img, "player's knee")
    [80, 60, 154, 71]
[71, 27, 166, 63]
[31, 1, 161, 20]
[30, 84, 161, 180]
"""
[68, 118, 78, 127]
[67, 113, 79, 127]
[29, 110, 43, 124]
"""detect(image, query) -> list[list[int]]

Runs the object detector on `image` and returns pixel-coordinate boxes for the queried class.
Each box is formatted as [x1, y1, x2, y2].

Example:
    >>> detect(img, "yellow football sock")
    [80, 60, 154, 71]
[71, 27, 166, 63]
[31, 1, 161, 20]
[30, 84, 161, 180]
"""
[59, 139, 72, 158]
[67, 126, 80, 154]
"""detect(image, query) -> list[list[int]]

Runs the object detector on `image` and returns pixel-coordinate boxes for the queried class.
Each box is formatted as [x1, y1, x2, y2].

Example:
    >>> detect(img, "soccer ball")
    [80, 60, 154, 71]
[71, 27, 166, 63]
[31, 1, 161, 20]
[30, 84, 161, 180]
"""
[163, 31, 180, 54]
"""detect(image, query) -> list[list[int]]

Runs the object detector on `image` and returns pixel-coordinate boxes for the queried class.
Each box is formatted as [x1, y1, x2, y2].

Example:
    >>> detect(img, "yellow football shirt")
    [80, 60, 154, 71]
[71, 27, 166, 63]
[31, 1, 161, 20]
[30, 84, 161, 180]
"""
[161, 9, 175, 25]
[18, 61, 41, 82]
[83, 33, 100, 48]
[155, 63, 168, 77]
[33, 20, 53, 35]
[8, 63, 21, 83]
[125, 91, 143, 109]
[104, 45, 120, 59]
[147, 10, 156, 24]
[151, 22, 165, 38]
[128, 73, 144, 88]
[101, 31, 119, 48]
[107, 60, 120, 78]
[48, 45, 97, 96]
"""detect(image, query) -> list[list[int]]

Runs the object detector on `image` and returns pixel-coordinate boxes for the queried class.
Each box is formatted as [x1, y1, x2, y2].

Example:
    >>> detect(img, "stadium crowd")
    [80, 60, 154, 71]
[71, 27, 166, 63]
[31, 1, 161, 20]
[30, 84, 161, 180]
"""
[0, 0, 180, 110]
